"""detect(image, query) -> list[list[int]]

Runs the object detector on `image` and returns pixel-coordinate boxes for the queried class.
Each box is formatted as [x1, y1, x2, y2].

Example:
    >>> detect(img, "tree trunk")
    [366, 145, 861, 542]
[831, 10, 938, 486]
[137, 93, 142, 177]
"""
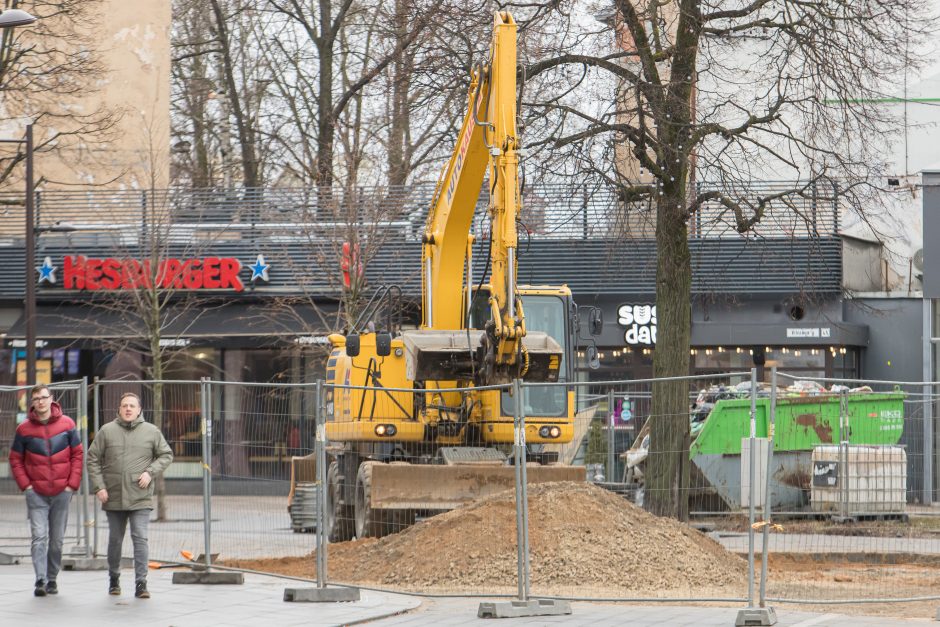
[647, 182, 692, 519]
[316, 0, 335, 187]
[209, 0, 260, 187]
[386, 0, 410, 186]
[149, 303, 168, 522]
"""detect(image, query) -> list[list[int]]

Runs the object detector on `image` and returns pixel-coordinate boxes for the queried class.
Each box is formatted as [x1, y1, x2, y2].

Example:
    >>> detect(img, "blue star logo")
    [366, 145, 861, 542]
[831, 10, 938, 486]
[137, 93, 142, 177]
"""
[249, 254, 270, 282]
[37, 256, 56, 285]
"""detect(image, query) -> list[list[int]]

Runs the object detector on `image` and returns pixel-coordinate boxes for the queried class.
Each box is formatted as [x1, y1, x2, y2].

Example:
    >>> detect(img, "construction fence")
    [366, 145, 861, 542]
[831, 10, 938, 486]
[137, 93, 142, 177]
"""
[1, 372, 939, 610]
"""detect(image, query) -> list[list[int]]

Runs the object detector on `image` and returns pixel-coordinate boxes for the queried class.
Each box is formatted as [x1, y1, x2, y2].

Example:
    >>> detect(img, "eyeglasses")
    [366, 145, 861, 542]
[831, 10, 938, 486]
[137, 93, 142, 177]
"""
[31, 395, 51, 403]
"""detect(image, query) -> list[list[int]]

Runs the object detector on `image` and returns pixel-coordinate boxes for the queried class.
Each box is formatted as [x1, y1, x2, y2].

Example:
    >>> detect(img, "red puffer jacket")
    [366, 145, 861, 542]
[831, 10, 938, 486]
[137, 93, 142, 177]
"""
[9, 401, 83, 496]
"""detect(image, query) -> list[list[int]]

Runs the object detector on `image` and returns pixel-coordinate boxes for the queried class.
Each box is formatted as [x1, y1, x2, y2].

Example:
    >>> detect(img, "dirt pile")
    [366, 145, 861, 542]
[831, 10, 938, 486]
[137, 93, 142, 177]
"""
[229, 481, 746, 594]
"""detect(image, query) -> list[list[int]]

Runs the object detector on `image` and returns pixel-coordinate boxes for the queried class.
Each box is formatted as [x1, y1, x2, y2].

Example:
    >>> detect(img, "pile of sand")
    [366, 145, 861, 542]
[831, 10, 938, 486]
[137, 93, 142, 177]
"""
[228, 481, 747, 595]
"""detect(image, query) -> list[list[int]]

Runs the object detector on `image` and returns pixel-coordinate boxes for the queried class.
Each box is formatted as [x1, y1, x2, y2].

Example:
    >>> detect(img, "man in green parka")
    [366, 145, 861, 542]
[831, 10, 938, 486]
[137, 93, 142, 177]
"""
[87, 392, 173, 599]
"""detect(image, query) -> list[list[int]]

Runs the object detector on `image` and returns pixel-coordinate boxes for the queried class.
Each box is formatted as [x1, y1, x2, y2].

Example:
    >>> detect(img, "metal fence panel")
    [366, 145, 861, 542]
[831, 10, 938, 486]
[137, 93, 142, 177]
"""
[23, 371, 938, 616]
[0, 381, 87, 560]
[758, 373, 940, 606]
[92, 380, 207, 565]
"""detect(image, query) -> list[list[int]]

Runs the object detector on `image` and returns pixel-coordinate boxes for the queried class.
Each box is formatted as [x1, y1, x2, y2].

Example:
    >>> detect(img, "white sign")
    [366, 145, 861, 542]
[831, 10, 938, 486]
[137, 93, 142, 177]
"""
[786, 327, 832, 339]
[618, 304, 657, 346]
[294, 335, 331, 345]
[159, 338, 191, 347]
[9, 339, 49, 348]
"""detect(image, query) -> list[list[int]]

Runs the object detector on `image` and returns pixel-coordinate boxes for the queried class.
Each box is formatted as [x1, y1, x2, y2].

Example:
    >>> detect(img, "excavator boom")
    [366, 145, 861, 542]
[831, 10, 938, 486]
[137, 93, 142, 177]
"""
[405, 11, 560, 386]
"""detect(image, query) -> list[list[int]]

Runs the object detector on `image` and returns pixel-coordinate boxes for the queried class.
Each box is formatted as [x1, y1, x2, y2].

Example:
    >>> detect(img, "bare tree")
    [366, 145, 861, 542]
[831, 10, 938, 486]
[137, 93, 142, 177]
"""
[261, 0, 434, 188]
[172, 0, 275, 187]
[53, 120, 243, 519]
[520, 0, 934, 518]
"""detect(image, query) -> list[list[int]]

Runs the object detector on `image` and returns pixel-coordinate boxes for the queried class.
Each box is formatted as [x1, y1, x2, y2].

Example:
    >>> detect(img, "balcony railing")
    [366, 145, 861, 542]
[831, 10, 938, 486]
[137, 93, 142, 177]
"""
[0, 181, 841, 246]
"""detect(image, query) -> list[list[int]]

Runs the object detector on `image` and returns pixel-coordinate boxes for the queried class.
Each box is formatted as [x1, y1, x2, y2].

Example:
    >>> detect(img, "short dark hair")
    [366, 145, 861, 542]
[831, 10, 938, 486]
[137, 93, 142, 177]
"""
[30, 384, 50, 398]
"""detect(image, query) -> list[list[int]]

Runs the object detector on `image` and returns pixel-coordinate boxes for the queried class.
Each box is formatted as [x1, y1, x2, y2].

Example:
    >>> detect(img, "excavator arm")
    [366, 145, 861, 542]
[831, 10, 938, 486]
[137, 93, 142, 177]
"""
[405, 11, 561, 386]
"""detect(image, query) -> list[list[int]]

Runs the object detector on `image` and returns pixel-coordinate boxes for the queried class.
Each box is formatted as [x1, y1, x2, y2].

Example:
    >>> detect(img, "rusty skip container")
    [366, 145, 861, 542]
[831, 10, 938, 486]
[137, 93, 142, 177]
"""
[689, 392, 905, 510]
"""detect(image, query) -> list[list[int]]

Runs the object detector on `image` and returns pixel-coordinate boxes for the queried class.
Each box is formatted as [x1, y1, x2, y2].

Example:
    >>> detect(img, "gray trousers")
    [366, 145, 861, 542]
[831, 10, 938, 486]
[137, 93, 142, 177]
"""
[25, 489, 73, 582]
[105, 509, 151, 583]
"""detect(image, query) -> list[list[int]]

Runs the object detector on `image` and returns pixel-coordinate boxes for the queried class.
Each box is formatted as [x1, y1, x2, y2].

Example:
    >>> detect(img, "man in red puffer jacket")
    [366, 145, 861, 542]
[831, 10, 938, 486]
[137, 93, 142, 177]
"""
[9, 384, 83, 597]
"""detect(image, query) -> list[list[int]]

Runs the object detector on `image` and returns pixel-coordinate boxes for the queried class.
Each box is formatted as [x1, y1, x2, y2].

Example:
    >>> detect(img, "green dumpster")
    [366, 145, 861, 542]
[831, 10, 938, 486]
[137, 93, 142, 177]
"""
[690, 392, 905, 510]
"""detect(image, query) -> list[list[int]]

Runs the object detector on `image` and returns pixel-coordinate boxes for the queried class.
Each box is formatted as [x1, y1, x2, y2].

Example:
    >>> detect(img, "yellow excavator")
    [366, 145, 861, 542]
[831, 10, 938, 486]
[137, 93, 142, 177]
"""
[323, 11, 590, 541]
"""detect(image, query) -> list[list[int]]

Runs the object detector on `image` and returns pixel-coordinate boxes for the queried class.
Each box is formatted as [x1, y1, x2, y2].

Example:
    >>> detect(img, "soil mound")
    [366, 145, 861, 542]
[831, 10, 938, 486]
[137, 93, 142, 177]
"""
[230, 481, 747, 594]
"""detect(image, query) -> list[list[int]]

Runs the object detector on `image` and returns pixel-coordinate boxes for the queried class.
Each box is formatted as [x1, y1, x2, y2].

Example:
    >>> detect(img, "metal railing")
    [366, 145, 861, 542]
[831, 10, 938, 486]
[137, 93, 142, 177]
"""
[5, 371, 934, 617]
[0, 181, 842, 246]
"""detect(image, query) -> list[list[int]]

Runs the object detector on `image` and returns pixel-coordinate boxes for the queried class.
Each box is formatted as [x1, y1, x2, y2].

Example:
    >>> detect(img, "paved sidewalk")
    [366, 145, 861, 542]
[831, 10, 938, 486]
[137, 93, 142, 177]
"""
[366, 597, 934, 626]
[0, 561, 934, 626]
[0, 562, 418, 627]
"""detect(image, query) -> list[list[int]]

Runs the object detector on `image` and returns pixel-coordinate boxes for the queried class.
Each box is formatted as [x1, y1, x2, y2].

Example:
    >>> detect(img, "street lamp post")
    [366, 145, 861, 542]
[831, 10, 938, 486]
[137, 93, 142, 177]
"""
[0, 8, 39, 381]
[24, 125, 35, 383]
[0, 125, 37, 382]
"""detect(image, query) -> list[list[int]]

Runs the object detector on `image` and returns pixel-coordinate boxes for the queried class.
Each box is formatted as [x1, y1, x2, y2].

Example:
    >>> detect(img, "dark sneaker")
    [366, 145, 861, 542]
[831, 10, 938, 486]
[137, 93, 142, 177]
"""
[135, 580, 150, 599]
[34, 578, 46, 597]
[45, 580, 57, 595]
[108, 576, 120, 595]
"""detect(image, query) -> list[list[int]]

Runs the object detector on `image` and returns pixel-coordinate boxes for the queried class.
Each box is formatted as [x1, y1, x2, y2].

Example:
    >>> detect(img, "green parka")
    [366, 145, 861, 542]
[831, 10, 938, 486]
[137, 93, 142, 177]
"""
[86, 415, 173, 511]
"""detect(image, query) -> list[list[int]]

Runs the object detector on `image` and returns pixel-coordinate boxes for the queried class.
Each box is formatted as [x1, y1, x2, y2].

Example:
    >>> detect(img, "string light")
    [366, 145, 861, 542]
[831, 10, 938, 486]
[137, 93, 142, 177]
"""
[840, 347, 847, 355]
[736, 347, 742, 354]
[794, 350, 801, 357]
[748, 349, 754, 356]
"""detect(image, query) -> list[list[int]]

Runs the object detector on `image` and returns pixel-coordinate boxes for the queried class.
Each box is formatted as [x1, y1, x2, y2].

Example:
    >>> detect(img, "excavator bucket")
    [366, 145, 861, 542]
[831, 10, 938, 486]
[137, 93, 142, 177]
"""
[401, 329, 562, 382]
[367, 462, 585, 511]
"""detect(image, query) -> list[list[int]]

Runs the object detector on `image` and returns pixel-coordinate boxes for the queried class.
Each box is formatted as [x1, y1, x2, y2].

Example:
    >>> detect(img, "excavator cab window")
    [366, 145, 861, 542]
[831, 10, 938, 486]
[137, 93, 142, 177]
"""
[500, 294, 568, 417]
[468, 288, 490, 329]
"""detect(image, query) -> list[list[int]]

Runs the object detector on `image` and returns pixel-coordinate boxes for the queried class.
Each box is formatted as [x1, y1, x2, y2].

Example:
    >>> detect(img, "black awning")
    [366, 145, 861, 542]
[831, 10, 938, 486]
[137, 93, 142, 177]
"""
[691, 321, 869, 347]
[5, 302, 339, 349]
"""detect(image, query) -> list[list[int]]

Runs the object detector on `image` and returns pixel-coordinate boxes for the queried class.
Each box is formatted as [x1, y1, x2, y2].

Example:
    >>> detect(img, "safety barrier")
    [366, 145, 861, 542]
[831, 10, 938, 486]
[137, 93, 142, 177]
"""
[5, 372, 939, 617]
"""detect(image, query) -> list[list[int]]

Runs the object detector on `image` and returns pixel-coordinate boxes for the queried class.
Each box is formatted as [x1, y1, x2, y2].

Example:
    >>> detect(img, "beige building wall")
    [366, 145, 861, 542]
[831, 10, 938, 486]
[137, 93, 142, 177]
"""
[0, 1, 171, 193]
[612, 2, 682, 238]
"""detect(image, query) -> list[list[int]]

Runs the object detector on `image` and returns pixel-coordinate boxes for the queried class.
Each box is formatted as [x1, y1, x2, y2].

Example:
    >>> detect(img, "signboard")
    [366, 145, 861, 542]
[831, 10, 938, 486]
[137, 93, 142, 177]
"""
[618, 304, 657, 346]
[62, 256, 245, 291]
[786, 327, 832, 339]
[38, 254, 273, 292]
[812, 460, 839, 487]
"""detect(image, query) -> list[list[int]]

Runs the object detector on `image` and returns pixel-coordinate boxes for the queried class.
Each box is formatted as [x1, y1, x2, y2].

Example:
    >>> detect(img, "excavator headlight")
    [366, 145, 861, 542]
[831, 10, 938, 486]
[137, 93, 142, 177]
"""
[374, 424, 397, 437]
[538, 425, 562, 439]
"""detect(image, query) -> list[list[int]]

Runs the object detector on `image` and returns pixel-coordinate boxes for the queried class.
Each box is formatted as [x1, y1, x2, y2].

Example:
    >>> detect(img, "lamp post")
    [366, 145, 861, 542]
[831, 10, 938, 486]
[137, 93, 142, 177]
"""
[0, 8, 38, 381]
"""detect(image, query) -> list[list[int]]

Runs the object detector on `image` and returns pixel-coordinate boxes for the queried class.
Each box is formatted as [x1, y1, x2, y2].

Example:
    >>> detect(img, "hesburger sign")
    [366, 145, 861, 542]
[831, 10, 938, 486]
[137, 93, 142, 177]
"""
[62, 255, 245, 291]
